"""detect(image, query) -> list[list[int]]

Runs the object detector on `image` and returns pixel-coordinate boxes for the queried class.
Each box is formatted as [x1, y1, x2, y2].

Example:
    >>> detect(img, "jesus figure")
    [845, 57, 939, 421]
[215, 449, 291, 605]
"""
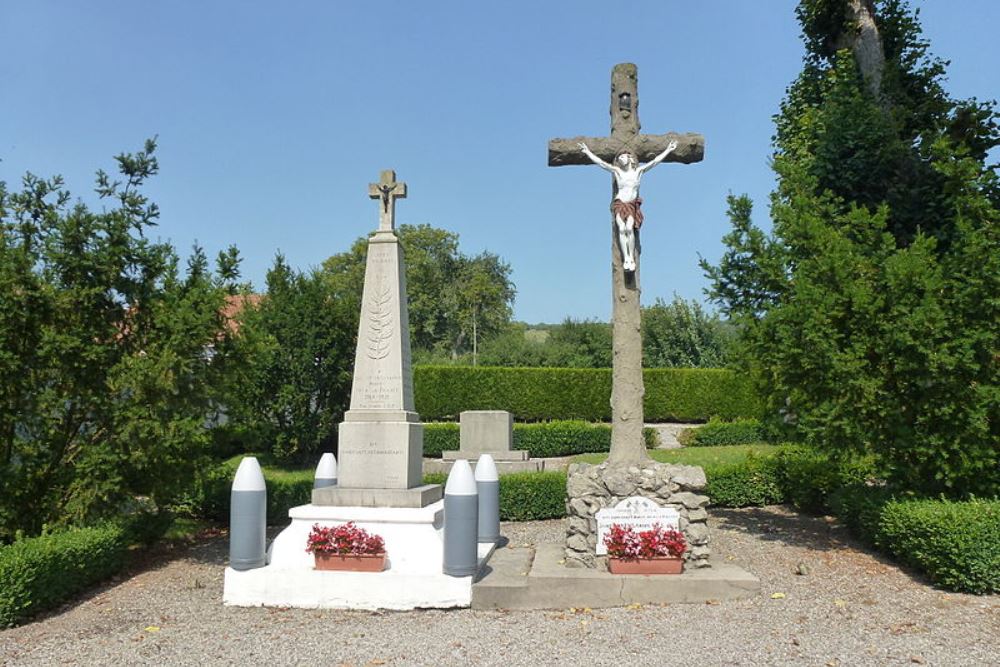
[577, 139, 678, 272]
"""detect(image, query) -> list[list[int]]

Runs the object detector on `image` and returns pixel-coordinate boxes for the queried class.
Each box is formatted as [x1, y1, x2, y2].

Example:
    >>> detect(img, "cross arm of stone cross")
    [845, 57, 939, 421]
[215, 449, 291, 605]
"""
[547, 132, 704, 167]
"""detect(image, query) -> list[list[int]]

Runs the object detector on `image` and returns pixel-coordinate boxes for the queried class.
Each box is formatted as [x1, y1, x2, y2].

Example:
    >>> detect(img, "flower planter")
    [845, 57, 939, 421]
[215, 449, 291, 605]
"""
[313, 552, 386, 572]
[608, 556, 684, 575]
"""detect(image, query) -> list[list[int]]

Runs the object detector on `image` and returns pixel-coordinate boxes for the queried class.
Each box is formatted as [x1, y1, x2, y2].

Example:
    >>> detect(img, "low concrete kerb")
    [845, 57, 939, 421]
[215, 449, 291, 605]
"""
[472, 542, 759, 610]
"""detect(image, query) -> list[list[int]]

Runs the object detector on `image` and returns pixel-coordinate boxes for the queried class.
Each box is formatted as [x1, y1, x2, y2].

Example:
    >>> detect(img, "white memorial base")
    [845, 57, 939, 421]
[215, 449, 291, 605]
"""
[223, 501, 495, 610]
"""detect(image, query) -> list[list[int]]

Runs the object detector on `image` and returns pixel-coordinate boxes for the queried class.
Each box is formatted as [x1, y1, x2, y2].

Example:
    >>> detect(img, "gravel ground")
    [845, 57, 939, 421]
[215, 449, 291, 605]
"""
[2, 507, 998, 667]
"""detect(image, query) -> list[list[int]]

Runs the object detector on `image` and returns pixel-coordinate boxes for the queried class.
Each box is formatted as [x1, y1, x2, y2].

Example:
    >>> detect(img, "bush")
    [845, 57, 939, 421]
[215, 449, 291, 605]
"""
[679, 418, 765, 446]
[702, 455, 784, 507]
[427, 471, 568, 521]
[776, 447, 878, 515]
[830, 487, 1000, 594]
[875, 498, 1000, 594]
[0, 523, 128, 627]
[414, 366, 760, 422]
[497, 472, 567, 521]
[180, 458, 313, 526]
[424, 423, 460, 457]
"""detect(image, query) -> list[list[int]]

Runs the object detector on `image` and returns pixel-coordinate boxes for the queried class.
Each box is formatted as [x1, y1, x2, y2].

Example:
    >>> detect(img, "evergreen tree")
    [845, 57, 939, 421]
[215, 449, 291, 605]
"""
[0, 140, 241, 539]
[702, 0, 999, 496]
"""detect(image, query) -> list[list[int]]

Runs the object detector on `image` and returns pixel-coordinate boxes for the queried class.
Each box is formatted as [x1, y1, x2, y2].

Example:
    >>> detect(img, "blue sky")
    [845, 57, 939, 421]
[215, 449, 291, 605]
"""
[2, 1, 998, 323]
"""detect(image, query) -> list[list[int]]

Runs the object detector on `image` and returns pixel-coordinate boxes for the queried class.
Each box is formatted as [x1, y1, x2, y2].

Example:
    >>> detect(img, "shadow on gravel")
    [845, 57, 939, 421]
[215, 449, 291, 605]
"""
[713, 506, 866, 553]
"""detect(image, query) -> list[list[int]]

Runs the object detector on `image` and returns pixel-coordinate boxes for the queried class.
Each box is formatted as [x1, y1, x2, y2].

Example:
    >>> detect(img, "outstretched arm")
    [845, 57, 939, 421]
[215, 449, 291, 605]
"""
[578, 142, 616, 173]
[638, 139, 679, 175]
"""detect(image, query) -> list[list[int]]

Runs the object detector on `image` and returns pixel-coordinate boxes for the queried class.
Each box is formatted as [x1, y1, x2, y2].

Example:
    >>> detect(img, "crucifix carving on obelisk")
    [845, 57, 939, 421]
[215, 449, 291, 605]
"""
[369, 169, 407, 233]
[548, 63, 704, 465]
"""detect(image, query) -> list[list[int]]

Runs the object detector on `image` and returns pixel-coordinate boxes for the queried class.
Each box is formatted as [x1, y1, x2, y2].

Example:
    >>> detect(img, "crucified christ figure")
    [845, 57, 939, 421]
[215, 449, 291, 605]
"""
[577, 139, 678, 272]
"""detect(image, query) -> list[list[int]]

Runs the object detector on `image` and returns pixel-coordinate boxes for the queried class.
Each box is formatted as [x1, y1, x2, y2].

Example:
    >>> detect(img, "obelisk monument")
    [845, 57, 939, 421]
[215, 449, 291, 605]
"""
[313, 170, 442, 508]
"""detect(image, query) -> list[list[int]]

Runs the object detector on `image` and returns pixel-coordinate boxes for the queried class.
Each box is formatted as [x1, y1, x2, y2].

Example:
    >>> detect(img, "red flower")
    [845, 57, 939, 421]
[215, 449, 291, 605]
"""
[305, 522, 385, 555]
[603, 523, 686, 560]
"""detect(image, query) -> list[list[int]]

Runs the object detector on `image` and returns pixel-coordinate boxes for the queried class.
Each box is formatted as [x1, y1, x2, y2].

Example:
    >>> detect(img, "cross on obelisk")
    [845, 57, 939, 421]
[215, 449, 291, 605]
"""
[368, 169, 407, 232]
[548, 63, 705, 465]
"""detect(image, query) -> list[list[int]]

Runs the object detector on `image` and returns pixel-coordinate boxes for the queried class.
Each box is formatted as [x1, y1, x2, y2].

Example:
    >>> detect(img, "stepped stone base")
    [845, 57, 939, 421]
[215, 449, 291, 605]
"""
[423, 458, 545, 476]
[442, 449, 529, 461]
[223, 502, 496, 610]
[312, 484, 442, 508]
[472, 543, 758, 609]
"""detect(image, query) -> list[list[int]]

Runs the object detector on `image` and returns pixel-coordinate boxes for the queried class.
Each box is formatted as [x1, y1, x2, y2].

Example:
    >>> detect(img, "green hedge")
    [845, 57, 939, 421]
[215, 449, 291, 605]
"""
[876, 498, 999, 594]
[830, 487, 1000, 594]
[702, 456, 785, 507]
[423, 421, 657, 458]
[680, 418, 765, 447]
[414, 366, 760, 422]
[425, 471, 568, 521]
[0, 523, 128, 628]
[194, 461, 568, 525]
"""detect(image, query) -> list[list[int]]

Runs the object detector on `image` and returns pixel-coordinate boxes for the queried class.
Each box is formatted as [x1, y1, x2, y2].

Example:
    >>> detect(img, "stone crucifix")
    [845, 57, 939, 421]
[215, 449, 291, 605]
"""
[548, 63, 705, 464]
[368, 169, 407, 232]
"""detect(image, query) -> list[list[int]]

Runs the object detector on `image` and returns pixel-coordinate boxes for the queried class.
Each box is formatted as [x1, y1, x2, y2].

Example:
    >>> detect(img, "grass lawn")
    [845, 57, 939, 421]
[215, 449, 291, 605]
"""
[574, 444, 783, 467]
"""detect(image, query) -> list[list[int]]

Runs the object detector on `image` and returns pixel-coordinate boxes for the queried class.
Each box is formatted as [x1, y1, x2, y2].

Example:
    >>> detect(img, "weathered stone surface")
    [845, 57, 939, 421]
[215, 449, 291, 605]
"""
[687, 507, 709, 522]
[686, 523, 710, 546]
[603, 467, 638, 496]
[567, 472, 607, 499]
[568, 498, 590, 517]
[667, 465, 707, 490]
[568, 516, 589, 535]
[668, 492, 711, 509]
[567, 534, 590, 553]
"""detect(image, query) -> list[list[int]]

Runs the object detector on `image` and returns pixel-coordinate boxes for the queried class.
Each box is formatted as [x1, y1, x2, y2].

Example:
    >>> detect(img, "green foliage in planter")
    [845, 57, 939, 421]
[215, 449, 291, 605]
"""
[413, 366, 760, 422]
[0, 523, 128, 627]
[679, 418, 765, 447]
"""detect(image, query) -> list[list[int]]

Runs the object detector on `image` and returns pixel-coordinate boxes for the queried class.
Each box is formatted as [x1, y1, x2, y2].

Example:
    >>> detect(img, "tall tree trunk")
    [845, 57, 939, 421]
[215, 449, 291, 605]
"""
[836, 0, 886, 103]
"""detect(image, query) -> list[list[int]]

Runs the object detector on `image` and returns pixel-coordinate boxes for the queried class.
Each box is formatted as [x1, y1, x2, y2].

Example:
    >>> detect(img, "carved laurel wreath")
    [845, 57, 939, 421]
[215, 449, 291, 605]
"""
[366, 280, 393, 360]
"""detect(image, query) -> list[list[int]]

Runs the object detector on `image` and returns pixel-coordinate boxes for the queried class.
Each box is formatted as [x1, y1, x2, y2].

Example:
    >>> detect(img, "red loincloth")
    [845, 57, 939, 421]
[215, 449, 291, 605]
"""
[612, 197, 644, 229]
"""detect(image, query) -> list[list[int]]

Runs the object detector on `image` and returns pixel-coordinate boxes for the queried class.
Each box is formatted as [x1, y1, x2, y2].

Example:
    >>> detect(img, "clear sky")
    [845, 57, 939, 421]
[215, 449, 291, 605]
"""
[3, 1, 998, 323]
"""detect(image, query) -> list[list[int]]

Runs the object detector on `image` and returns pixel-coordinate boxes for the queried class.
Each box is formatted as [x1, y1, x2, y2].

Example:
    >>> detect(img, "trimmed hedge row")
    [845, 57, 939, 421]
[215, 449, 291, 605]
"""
[423, 421, 657, 458]
[0, 523, 129, 628]
[414, 366, 760, 422]
[679, 418, 765, 447]
[830, 488, 1000, 594]
[191, 464, 569, 525]
[424, 471, 568, 521]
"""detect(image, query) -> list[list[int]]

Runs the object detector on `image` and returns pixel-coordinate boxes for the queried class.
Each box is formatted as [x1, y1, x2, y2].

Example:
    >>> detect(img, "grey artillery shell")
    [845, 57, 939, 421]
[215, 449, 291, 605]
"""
[443, 493, 479, 576]
[476, 480, 500, 543]
[229, 489, 266, 570]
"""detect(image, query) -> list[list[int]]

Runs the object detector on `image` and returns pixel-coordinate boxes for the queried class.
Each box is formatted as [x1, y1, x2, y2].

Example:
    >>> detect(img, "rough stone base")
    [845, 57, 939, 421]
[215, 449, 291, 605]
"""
[565, 460, 711, 569]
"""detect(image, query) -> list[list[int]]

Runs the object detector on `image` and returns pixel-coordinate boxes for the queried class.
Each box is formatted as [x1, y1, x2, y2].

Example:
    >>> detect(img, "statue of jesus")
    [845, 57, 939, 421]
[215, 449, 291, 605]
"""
[577, 139, 678, 272]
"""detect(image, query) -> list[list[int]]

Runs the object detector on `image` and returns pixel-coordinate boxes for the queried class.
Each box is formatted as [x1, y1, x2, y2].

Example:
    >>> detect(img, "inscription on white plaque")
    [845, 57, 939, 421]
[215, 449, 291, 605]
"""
[595, 496, 680, 555]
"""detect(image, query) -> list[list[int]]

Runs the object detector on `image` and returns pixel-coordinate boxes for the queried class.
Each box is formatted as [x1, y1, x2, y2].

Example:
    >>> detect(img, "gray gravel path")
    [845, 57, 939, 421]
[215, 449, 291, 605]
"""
[2, 507, 998, 666]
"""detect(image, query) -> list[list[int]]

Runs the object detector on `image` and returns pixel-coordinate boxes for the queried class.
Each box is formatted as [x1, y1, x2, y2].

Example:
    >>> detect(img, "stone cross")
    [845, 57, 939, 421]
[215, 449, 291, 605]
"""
[548, 63, 705, 465]
[368, 169, 407, 232]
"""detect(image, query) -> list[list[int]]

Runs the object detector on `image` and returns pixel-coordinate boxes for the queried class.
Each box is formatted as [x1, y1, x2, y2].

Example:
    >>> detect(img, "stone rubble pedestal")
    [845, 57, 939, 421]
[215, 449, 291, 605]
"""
[564, 460, 712, 569]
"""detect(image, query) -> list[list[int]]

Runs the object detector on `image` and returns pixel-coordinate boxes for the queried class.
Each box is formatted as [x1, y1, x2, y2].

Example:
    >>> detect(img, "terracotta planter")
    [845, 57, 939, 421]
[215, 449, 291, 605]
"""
[313, 552, 386, 572]
[608, 556, 684, 575]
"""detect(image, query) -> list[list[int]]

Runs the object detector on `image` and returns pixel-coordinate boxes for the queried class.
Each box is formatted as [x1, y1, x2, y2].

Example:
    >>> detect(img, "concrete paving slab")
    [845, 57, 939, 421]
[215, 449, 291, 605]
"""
[473, 541, 759, 610]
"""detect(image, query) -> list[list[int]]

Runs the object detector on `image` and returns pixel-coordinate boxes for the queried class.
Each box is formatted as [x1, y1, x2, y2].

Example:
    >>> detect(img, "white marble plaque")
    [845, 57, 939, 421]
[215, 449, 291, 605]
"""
[595, 496, 680, 555]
